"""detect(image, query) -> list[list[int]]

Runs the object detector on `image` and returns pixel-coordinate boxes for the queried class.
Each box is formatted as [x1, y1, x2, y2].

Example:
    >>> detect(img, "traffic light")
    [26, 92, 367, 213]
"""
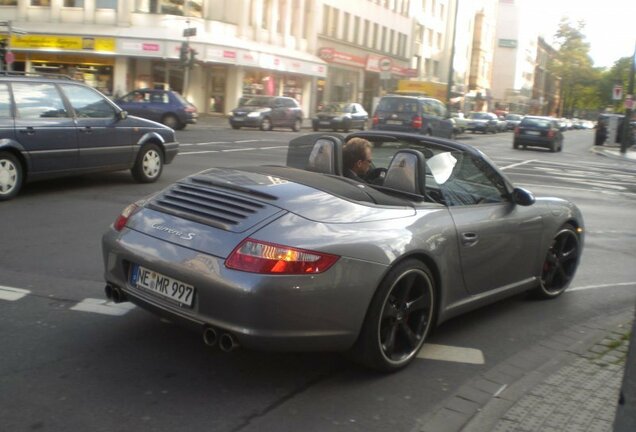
[179, 41, 188, 66]
[188, 49, 198, 67]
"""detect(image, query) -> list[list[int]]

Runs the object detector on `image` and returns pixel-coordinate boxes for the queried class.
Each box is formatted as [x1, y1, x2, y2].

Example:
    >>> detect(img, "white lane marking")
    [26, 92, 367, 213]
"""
[197, 141, 230, 146]
[235, 139, 260, 143]
[417, 343, 485, 364]
[500, 159, 538, 170]
[515, 182, 636, 197]
[259, 146, 287, 150]
[178, 150, 220, 155]
[70, 298, 136, 316]
[222, 147, 256, 152]
[0, 286, 31, 301]
[568, 281, 636, 292]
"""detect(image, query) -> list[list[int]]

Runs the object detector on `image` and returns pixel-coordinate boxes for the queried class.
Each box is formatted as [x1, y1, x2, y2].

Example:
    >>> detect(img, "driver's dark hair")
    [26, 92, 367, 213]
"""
[343, 138, 372, 169]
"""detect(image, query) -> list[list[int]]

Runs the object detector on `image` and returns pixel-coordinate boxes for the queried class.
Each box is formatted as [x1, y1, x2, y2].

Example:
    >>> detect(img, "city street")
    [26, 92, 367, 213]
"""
[1, 120, 635, 432]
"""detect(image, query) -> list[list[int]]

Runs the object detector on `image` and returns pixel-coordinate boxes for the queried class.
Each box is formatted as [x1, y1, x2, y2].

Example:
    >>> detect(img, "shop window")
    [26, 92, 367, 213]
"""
[63, 0, 84, 6]
[30, 0, 50, 5]
[0, 0, 18, 5]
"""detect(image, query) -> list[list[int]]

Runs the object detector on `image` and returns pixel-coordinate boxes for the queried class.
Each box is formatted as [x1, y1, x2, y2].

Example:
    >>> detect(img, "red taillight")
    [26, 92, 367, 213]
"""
[114, 203, 141, 231]
[372, 115, 379, 126]
[514, 126, 520, 136]
[547, 129, 555, 138]
[185, 105, 197, 113]
[225, 239, 339, 274]
[412, 115, 423, 129]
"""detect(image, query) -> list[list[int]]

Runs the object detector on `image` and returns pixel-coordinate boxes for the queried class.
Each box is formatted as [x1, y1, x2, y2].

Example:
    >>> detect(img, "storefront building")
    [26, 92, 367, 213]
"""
[0, 0, 327, 115]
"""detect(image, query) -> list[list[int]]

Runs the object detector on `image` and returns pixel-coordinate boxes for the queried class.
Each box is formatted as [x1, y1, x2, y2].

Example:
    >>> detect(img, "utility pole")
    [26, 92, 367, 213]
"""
[181, 20, 197, 96]
[620, 41, 636, 154]
[445, 0, 459, 114]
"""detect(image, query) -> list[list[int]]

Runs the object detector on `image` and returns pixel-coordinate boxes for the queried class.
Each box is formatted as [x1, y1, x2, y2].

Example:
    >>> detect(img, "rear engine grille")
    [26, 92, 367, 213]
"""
[148, 183, 269, 231]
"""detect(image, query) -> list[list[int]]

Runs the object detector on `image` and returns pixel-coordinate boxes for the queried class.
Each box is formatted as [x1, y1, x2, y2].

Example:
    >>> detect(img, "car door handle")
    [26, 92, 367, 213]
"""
[461, 232, 479, 246]
[80, 126, 92, 134]
[19, 127, 35, 135]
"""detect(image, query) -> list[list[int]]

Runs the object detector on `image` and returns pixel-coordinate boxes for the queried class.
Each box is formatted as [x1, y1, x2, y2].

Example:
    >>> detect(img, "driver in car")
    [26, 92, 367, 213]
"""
[343, 137, 373, 182]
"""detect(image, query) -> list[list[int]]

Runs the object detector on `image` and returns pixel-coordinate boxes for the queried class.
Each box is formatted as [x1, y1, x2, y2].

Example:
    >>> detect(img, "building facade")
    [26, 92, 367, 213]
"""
[0, 0, 328, 116]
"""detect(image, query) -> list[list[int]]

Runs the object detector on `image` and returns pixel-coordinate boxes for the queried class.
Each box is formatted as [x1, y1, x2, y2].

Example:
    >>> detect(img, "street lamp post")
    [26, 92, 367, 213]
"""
[620, 41, 636, 154]
[445, 0, 459, 114]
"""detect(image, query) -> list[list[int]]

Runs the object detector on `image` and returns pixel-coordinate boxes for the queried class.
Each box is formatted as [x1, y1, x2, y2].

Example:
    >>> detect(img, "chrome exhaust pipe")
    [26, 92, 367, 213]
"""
[219, 333, 240, 352]
[110, 286, 126, 303]
[202, 327, 218, 347]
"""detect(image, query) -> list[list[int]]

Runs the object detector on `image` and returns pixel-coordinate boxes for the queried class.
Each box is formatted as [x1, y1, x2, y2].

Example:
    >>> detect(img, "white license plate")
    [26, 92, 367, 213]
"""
[525, 130, 541, 135]
[386, 120, 402, 125]
[320, 121, 330, 125]
[130, 264, 195, 307]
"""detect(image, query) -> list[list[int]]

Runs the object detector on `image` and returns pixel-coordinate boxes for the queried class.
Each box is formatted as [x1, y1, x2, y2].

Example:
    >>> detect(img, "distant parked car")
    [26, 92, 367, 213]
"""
[312, 102, 368, 132]
[495, 115, 508, 132]
[466, 112, 498, 134]
[371, 94, 454, 138]
[450, 112, 469, 134]
[505, 114, 524, 130]
[229, 96, 303, 131]
[116, 89, 198, 130]
[513, 116, 563, 152]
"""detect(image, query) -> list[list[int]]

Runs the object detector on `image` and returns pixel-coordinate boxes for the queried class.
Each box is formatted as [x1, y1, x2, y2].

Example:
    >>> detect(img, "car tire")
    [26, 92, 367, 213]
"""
[349, 259, 436, 372]
[533, 224, 580, 299]
[0, 151, 23, 201]
[162, 114, 182, 130]
[360, 121, 366, 131]
[312, 125, 319, 132]
[231, 124, 241, 130]
[513, 141, 520, 149]
[550, 141, 557, 152]
[131, 143, 163, 183]
[260, 117, 272, 131]
[342, 120, 351, 133]
[291, 118, 302, 132]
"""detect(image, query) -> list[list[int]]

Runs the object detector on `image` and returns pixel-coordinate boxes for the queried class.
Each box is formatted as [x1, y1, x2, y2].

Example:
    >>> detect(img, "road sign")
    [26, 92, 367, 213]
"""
[625, 95, 634, 110]
[379, 57, 392, 72]
[612, 85, 623, 100]
[183, 27, 197, 37]
[4, 50, 14, 64]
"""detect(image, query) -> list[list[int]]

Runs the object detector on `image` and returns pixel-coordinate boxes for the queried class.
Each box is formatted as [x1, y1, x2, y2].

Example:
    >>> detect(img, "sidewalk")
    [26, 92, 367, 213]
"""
[413, 308, 635, 432]
[591, 143, 636, 162]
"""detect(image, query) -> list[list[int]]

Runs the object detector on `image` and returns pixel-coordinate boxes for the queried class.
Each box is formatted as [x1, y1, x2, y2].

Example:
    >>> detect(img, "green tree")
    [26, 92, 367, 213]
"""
[549, 19, 597, 117]
[598, 57, 633, 113]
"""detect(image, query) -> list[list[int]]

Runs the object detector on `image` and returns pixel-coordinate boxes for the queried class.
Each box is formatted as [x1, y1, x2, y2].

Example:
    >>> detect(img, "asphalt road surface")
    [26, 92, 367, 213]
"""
[1, 124, 634, 432]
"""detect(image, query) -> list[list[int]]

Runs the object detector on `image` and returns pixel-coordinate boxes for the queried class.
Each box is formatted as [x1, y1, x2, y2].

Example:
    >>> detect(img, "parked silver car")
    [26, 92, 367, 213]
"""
[102, 131, 584, 372]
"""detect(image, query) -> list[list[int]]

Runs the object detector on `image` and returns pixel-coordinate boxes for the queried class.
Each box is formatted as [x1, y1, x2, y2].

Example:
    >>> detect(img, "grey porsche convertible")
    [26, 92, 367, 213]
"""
[102, 131, 584, 372]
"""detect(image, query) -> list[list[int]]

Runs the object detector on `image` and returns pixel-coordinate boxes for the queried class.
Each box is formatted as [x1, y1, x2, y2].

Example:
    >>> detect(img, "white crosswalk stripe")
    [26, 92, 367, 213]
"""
[0, 286, 31, 301]
[70, 298, 136, 316]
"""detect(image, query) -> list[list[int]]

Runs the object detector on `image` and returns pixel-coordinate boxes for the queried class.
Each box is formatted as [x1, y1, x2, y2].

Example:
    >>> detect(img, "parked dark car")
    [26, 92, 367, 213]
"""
[312, 102, 368, 132]
[116, 89, 198, 130]
[0, 73, 178, 201]
[466, 112, 499, 134]
[229, 96, 303, 131]
[513, 116, 563, 152]
[594, 113, 635, 146]
[103, 130, 584, 372]
[371, 95, 454, 138]
[505, 114, 524, 130]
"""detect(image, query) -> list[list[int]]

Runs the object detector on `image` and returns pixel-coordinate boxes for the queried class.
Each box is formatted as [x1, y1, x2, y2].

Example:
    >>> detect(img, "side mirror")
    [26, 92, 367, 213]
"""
[118, 110, 128, 120]
[512, 187, 535, 206]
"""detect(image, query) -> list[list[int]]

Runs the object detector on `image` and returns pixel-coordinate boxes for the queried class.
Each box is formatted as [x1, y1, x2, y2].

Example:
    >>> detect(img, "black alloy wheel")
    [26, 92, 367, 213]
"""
[350, 259, 436, 372]
[535, 224, 580, 298]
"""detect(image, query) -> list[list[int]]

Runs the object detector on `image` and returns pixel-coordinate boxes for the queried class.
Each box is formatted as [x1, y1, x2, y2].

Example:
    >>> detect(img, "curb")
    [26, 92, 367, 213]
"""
[411, 307, 634, 432]
[590, 145, 636, 162]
